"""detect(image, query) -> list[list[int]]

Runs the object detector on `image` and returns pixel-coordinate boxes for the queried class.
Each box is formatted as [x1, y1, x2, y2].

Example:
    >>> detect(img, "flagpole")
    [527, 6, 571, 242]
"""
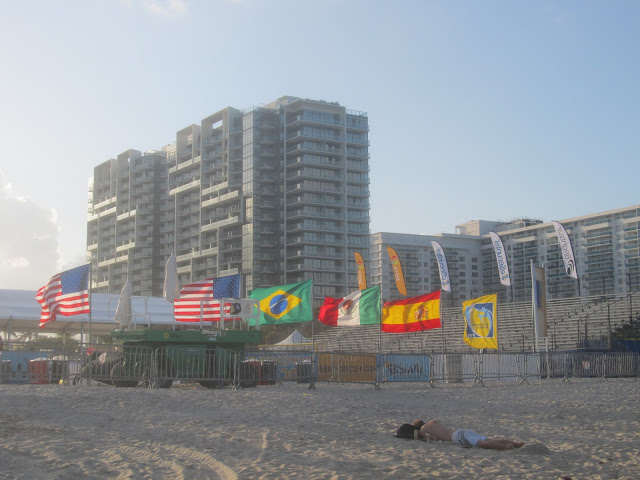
[378, 287, 382, 355]
[378, 310, 382, 355]
[531, 260, 540, 353]
[311, 279, 315, 352]
[89, 264, 92, 347]
[311, 318, 315, 353]
[439, 290, 445, 355]
[310, 279, 316, 390]
[496, 302, 500, 352]
[88, 264, 93, 386]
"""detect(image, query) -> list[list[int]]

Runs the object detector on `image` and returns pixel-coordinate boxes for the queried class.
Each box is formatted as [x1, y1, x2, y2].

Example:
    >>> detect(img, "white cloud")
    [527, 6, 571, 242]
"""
[0, 257, 30, 269]
[0, 173, 60, 290]
[145, 0, 188, 16]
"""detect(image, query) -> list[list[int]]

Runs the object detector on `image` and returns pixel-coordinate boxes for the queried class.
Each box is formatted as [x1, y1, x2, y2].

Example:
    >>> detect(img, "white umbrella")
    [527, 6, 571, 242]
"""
[114, 280, 132, 327]
[163, 254, 180, 303]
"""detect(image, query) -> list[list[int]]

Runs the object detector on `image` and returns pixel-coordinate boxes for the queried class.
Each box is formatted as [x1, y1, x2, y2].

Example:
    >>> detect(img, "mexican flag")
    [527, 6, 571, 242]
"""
[318, 286, 381, 326]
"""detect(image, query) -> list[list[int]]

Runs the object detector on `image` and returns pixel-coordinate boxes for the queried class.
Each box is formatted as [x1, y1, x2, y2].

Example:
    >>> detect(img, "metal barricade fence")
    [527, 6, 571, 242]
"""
[571, 352, 602, 378]
[430, 353, 477, 383]
[476, 353, 521, 382]
[0, 344, 86, 385]
[539, 352, 572, 380]
[75, 345, 154, 387]
[316, 352, 377, 386]
[106, 345, 154, 387]
[3, 345, 638, 388]
[238, 351, 314, 386]
[602, 352, 638, 378]
[153, 345, 236, 389]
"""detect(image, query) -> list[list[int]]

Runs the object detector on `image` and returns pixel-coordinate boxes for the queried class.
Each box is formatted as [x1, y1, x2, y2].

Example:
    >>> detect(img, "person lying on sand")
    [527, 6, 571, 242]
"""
[395, 419, 525, 451]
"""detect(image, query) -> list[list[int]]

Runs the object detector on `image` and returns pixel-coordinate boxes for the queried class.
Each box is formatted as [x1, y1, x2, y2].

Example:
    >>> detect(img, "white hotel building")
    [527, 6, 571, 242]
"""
[371, 205, 640, 304]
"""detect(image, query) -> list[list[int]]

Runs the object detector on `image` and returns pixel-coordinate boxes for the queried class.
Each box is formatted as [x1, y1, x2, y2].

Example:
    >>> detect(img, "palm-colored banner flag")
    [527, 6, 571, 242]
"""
[249, 279, 312, 325]
[354, 251, 367, 290]
[386, 246, 407, 296]
[462, 294, 498, 350]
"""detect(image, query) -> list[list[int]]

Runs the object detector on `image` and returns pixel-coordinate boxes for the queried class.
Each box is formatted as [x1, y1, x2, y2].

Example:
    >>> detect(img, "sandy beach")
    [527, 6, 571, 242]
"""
[1, 378, 639, 480]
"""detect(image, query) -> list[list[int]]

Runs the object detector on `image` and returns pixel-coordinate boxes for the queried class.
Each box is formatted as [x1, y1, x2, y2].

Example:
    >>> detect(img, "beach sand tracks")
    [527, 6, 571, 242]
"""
[96, 442, 238, 479]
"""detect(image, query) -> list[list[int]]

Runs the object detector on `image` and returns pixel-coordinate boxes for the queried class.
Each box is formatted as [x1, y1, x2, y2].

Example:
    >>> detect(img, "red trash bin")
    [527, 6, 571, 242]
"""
[28, 358, 50, 384]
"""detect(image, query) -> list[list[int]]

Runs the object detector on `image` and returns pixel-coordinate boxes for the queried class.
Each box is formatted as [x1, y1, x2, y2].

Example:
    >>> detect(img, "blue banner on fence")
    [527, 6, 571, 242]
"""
[378, 354, 431, 382]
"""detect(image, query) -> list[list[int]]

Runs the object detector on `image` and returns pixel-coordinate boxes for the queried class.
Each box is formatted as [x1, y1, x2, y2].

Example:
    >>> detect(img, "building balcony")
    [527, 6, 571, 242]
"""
[168, 155, 201, 175]
[177, 264, 191, 274]
[582, 221, 611, 231]
[200, 246, 218, 257]
[219, 267, 239, 276]
[584, 230, 612, 240]
[88, 206, 117, 222]
[116, 241, 135, 252]
[169, 179, 200, 196]
[201, 190, 240, 208]
[94, 196, 117, 210]
[98, 258, 116, 268]
[201, 181, 229, 196]
[202, 215, 240, 232]
[116, 210, 136, 222]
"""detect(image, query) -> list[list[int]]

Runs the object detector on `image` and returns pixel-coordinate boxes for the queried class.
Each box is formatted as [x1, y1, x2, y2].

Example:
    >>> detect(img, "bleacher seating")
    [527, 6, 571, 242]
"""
[313, 291, 640, 354]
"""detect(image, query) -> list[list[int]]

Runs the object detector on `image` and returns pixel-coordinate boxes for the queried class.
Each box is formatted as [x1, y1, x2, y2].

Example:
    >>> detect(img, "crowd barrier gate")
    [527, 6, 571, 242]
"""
[152, 345, 236, 389]
[236, 351, 315, 388]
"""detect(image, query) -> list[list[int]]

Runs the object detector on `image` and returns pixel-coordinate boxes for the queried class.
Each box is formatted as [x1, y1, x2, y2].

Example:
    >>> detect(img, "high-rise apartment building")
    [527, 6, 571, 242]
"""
[87, 149, 174, 297]
[88, 97, 371, 304]
[371, 205, 640, 303]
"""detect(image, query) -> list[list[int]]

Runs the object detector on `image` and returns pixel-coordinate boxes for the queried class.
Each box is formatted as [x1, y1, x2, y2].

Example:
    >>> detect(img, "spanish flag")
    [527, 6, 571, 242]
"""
[381, 291, 441, 333]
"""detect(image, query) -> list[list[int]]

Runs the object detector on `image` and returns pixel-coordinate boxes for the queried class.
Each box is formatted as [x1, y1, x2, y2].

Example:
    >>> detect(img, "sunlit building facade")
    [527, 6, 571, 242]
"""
[371, 205, 640, 303]
[88, 97, 371, 303]
[87, 149, 174, 297]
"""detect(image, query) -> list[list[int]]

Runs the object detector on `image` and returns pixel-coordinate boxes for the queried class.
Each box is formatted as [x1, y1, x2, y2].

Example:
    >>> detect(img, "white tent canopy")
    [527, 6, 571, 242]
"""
[0, 289, 175, 337]
[276, 330, 310, 345]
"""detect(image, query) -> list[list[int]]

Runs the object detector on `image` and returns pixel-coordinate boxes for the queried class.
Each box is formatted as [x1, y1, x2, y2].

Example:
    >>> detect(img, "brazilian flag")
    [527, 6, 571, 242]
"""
[249, 279, 312, 325]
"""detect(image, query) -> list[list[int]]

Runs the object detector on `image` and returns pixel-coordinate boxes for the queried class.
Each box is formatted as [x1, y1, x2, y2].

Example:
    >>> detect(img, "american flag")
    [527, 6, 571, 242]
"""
[173, 274, 241, 322]
[36, 264, 91, 328]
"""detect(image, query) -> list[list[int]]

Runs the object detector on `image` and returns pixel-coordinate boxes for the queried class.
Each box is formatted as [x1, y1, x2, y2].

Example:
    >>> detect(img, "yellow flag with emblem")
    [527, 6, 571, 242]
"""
[249, 279, 312, 325]
[462, 294, 498, 350]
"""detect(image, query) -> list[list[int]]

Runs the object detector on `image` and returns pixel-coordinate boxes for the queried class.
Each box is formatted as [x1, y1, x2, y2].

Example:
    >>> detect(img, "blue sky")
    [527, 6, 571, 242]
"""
[1, 0, 638, 289]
